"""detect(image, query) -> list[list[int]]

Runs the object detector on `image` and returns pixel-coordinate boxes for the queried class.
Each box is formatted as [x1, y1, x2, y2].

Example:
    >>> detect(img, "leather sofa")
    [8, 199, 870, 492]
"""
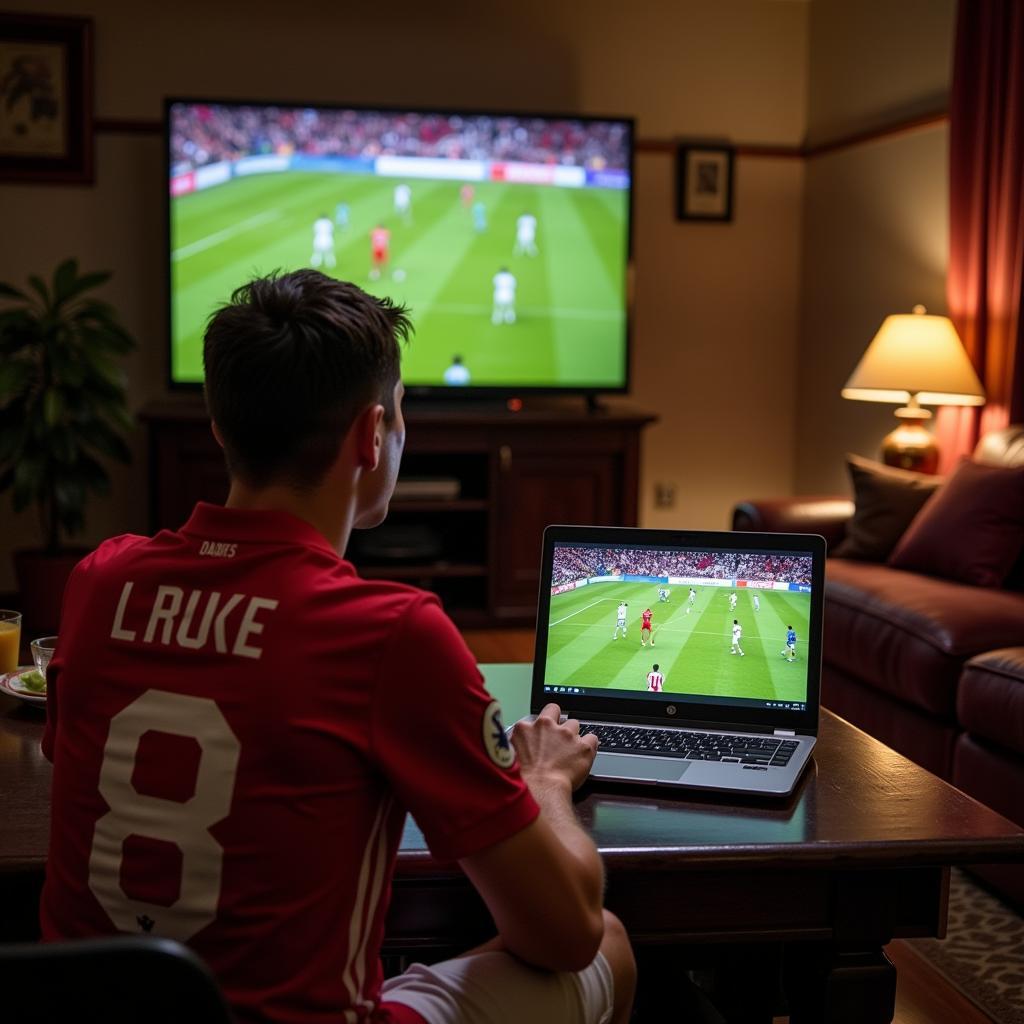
[732, 426, 1024, 909]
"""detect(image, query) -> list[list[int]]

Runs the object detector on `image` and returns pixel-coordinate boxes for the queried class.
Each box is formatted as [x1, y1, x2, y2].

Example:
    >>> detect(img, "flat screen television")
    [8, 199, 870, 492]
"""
[166, 99, 634, 396]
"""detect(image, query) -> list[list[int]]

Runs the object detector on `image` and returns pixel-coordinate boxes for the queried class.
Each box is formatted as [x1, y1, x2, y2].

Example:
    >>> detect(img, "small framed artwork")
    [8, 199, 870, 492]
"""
[676, 143, 734, 222]
[0, 12, 94, 184]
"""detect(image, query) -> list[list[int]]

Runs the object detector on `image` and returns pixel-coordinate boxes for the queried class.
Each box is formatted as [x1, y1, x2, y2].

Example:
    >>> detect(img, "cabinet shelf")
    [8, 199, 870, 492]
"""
[390, 499, 488, 513]
[357, 563, 488, 580]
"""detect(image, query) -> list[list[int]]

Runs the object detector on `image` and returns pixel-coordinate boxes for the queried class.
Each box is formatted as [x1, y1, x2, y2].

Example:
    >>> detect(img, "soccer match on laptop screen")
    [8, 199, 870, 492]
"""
[167, 101, 633, 391]
[543, 543, 814, 711]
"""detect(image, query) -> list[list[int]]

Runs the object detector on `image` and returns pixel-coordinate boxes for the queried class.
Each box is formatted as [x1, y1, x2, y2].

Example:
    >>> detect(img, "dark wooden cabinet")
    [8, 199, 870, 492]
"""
[143, 400, 654, 625]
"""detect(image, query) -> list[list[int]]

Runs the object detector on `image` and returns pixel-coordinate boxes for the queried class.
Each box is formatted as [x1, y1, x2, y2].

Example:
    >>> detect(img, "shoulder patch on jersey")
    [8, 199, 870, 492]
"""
[482, 699, 516, 770]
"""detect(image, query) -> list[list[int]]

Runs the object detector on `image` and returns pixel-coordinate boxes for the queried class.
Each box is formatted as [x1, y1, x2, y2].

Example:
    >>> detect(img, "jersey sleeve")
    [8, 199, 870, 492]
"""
[369, 596, 539, 862]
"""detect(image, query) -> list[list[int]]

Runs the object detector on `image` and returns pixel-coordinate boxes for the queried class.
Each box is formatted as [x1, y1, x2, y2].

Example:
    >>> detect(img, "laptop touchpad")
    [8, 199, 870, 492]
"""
[593, 752, 689, 782]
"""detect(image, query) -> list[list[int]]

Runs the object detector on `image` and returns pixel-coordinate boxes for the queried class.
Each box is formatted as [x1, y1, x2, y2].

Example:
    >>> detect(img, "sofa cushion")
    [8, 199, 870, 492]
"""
[888, 458, 1024, 588]
[824, 559, 1024, 717]
[832, 454, 943, 562]
[957, 648, 1024, 756]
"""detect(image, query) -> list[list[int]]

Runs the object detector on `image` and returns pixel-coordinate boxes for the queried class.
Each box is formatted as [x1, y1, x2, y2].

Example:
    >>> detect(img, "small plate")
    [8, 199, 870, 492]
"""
[1, 667, 47, 706]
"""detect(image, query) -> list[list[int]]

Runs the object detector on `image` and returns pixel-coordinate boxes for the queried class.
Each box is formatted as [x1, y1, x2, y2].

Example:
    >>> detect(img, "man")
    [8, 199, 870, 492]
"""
[492, 266, 517, 325]
[730, 619, 745, 657]
[782, 625, 797, 662]
[310, 212, 336, 268]
[640, 608, 653, 647]
[40, 271, 634, 1024]
[646, 663, 664, 693]
[370, 224, 391, 280]
[687, 587, 696, 614]
[753, 593, 760, 612]
[514, 211, 538, 256]
[612, 601, 628, 640]
[728, 592, 737, 612]
[657, 587, 669, 603]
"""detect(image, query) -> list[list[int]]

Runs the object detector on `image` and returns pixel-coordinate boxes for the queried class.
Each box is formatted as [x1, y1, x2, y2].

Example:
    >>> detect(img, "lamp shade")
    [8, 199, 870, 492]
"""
[842, 307, 985, 406]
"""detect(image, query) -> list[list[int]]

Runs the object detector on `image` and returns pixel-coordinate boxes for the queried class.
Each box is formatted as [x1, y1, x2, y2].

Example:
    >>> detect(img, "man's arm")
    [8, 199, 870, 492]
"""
[459, 704, 605, 972]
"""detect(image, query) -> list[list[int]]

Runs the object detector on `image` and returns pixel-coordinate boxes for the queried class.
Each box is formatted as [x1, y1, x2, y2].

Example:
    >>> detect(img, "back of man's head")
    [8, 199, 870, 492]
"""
[204, 270, 411, 490]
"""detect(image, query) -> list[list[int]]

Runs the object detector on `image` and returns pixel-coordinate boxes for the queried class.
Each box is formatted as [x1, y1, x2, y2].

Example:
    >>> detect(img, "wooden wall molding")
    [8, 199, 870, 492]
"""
[96, 108, 949, 161]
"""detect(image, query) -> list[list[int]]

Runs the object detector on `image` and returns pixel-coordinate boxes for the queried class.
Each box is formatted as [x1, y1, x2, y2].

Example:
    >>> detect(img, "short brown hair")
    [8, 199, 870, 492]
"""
[203, 270, 411, 489]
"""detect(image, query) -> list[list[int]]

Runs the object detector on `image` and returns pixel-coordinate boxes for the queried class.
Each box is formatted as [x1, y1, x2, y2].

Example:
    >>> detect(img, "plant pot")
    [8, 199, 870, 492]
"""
[12, 548, 90, 638]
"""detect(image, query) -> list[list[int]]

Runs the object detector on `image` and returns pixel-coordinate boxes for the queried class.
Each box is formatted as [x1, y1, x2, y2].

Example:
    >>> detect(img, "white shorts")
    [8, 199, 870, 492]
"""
[381, 950, 613, 1024]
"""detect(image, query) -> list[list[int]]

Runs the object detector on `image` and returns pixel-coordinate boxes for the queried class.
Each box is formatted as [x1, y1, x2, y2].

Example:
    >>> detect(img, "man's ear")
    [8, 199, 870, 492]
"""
[211, 422, 225, 450]
[353, 403, 386, 471]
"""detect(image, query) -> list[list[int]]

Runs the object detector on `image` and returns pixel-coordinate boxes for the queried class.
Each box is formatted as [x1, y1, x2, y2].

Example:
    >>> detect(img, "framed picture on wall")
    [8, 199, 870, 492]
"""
[0, 12, 94, 184]
[676, 143, 734, 222]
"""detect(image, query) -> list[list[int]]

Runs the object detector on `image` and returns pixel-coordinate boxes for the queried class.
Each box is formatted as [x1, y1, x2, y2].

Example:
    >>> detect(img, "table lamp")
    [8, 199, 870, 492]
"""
[841, 305, 985, 472]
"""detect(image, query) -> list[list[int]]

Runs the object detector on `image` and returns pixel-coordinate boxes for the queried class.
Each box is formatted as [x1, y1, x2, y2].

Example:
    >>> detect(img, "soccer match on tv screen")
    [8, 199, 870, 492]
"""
[544, 545, 814, 708]
[168, 102, 632, 390]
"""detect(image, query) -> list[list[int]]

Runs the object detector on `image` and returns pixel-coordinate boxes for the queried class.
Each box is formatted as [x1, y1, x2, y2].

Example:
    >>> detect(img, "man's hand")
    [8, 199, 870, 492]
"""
[512, 703, 598, 793]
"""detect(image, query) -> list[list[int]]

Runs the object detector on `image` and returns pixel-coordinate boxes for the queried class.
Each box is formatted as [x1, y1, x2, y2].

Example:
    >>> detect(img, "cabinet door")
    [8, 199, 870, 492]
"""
[492, 451, 619, 619]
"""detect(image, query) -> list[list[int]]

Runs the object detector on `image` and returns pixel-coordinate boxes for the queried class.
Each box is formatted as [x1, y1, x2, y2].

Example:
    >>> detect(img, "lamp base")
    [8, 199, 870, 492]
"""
[881, 420, 939, 474]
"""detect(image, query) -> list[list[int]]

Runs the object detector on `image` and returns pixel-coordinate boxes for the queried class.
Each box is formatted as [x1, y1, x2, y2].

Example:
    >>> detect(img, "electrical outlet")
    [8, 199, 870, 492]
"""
[654, 482, 676, 508]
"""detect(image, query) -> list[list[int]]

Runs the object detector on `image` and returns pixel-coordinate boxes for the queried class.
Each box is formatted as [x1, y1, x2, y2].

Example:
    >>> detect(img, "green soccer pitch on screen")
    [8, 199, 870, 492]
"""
[167, 100, 634, 394]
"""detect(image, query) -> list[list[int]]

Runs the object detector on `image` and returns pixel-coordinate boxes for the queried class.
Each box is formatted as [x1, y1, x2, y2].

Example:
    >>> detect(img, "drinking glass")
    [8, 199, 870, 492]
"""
[31, 636, 59, 677]
[0, 610, 22, 675]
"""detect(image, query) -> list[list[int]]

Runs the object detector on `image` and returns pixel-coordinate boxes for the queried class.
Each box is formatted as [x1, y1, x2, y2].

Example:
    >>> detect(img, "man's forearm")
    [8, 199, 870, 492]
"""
[522, 770, 605, 903]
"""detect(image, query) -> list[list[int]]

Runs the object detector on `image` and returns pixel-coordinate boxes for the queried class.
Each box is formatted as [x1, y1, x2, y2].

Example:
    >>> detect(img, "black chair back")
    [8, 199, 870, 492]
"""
[0, 935, 233, 1023]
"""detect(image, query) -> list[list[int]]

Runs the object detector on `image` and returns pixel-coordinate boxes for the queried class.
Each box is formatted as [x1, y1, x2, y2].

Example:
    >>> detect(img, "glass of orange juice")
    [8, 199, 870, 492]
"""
[0, 610, 21, 675]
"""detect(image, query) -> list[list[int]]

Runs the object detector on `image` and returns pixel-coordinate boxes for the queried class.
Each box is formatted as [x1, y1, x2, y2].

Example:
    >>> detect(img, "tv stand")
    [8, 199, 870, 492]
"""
[143, 399, 655, 626]
[585, 394, 605, 415]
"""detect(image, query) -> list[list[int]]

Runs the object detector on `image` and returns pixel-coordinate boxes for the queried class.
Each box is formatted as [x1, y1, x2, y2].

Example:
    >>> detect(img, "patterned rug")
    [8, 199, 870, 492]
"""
[908, 869, 1024, 1024]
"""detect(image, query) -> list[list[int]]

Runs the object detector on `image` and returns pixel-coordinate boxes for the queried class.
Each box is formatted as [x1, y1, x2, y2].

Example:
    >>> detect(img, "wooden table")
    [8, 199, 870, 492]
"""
[3, 664, 1024, 1023]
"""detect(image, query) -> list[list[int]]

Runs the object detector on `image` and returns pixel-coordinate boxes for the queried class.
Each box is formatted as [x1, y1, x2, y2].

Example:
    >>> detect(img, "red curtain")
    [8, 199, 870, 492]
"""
[936, 0, 1024, 470]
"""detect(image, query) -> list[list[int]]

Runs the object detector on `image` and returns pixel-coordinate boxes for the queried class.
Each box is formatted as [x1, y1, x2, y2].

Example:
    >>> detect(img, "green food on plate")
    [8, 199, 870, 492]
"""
[20, 670, 46, 693]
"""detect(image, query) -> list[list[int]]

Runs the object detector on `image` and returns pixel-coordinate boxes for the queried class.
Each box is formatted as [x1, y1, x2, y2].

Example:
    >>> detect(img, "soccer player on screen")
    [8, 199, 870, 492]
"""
[443, 355, 470, 386]
[646, 664, 664, 692]
[310, 213, 336, 269]
[612, 601, 628, 640]
[657, 587, 669, 603]
[460, 183, 475, 208]
[492, 266, 517, 324]
[687, 587, 696, 612]
[729, 592, 738, 611]
[640, 608, 653, 647]
[473, 200, 488, 233]
[369, 224, 390, 280]
[731, 619, 745, 656]
[782, 625, 798, 662]
[334, 202, 350, 230]
[753, 593, 760, 611]
[514, 212, 538, 256]
[394, 182, 412, 222]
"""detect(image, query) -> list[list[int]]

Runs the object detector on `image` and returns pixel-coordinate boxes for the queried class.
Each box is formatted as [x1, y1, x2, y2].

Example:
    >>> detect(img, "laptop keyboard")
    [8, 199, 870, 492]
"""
[578, 723, 799, 767]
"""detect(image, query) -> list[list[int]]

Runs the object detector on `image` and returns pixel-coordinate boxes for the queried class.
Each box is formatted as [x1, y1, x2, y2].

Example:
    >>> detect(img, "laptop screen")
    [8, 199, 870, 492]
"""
[539, 536, 816, 716]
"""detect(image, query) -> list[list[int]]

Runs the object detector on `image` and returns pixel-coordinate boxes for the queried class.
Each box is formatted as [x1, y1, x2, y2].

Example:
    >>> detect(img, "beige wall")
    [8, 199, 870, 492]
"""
[0, 0, 810, 590]
[795, 0, 956, 493]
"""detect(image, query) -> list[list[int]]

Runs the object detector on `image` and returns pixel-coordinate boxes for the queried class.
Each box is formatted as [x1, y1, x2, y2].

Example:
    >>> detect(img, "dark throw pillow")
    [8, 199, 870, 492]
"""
[888, 458, 1024, 588]
[832, 454, 944, 562]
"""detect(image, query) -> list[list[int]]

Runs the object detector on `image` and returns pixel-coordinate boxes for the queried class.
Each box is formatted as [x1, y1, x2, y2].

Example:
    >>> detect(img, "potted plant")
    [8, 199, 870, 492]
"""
[0, 259, 137, 634]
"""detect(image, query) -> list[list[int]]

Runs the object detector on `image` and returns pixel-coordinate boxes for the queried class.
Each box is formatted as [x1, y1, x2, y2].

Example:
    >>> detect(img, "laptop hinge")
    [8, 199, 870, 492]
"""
[773, 728, 797, 736]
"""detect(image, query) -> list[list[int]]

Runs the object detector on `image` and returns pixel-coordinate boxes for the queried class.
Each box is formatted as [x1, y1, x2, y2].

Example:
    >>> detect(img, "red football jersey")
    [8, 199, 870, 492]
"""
[371, 227, 390, 252]
[646, 671, 664, 692]
[641, 611, 652, 628]
[41, 504, 538, 1024]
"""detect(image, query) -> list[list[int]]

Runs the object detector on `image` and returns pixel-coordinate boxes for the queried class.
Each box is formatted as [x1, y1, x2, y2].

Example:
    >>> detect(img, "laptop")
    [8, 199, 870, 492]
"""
[525, 525, 826, 797]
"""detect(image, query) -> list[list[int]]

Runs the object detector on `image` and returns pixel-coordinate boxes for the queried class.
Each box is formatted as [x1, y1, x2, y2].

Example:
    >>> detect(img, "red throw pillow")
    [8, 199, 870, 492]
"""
[888, 458, 1024, 587]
